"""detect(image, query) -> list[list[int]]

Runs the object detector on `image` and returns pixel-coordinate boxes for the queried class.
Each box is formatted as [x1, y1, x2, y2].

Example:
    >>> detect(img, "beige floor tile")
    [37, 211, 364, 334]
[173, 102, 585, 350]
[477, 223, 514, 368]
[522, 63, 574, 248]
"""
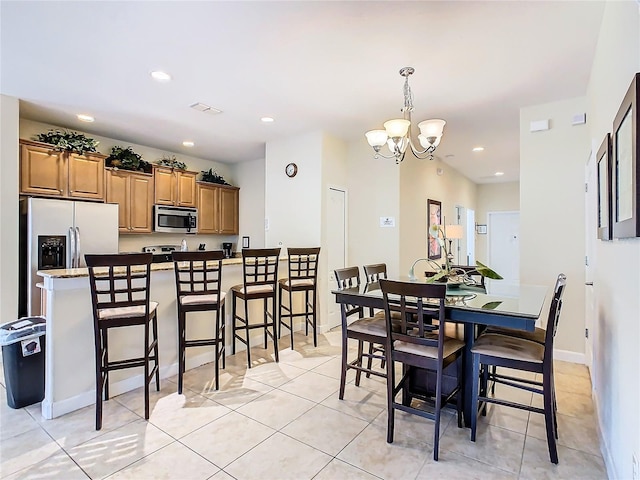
[3, 449, 89, 480]
[372, 406, 456, 445]
[281, 404, 369, 456]
[0, 427, 65, 478]
[0, 395, 41, 441]
[554, 371, 592, 396]
[310, 356, 343, 379]
[236, 388, 315, 430]
[439, 423, 525, 474]
[224, 432, 331, 480]
[320, 383, 387, 422]
[527, 412, 602, 457]
[416, 450, 518, 479]
[181, 411, 275, 468]
[279, 371, 339, 402]
[208, 471, 236, 480]
[337, 423, 432, 479]
[314, 458, 381, 480]
[241, 361, 307, 388]
[105, 441, 219, 480]
[276, 344, 335, 370]
[202, 376, 273, 410]
[478, 403, 530, 434]
[519, 436, 607, 479]
[36, 400, 140, 449]
[553, 360, 590, 379]
[531, 389, 595, 419]
[66, 419, 173, 479]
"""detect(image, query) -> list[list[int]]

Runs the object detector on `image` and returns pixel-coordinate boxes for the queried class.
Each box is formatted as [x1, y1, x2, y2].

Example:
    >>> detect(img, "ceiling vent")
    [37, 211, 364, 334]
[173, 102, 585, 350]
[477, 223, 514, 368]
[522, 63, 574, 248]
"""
[189, 102, 222, 115]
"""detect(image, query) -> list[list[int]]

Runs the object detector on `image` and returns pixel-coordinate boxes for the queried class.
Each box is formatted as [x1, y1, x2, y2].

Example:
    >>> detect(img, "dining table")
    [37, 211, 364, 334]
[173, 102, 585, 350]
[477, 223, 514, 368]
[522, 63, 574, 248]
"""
[332, 277, 548, 427]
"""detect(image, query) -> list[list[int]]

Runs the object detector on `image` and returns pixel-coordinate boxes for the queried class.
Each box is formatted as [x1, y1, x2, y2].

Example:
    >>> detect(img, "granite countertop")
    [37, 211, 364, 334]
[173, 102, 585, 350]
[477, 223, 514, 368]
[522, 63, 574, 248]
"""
[38, 256, 249, 279]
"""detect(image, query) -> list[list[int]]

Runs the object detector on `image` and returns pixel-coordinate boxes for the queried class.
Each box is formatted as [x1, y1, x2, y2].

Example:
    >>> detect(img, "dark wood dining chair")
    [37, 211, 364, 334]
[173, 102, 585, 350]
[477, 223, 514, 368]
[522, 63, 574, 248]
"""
[172, 250, 225, 393]
[85, 253, 160, 430]
[278, 247, 321, 349]
[231, 248, 281, 368]
[379, 278, 465, 461]
[470, 273, 567, 464]
[334, 266, 387, 398]
[363, 263, 388, 283]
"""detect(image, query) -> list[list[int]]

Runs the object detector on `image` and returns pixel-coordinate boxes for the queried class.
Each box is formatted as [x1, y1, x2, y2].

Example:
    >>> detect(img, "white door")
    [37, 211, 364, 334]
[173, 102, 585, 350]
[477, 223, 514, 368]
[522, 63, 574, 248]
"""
[487, 211, 520, 296]
[466, 208, 476, 266]
[585, 148, 596, 379]
[74, 202, 119, 267]
[326, 187, 346, 330]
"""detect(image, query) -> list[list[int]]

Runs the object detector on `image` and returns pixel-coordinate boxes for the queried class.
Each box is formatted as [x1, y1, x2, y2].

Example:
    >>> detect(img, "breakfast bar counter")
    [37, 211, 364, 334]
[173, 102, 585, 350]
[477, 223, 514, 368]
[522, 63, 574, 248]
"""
[37, 257, 286, 419]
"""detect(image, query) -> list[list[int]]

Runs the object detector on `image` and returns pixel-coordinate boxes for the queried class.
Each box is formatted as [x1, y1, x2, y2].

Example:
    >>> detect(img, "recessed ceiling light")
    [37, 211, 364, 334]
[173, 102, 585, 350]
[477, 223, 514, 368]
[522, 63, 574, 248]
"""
[472, 146, 485, 152]
[261, 117, 274, 123]
[151, 71, 171, 82]
[495, 171, 505, 176]
[182, 141, 194, 147]
[77, 114, 94, 122]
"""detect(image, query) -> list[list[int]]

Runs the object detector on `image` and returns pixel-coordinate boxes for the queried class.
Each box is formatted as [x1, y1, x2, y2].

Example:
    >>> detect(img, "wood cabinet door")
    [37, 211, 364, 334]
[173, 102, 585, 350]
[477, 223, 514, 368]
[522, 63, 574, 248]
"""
[197, 183, 218, 234]
[20, 142, 67, 197]
[219, 186, 239, 234]
[68, 153, 105, 200]
[129, 174, 154, 233]
[154, 167, 175, 205]
[176, 171, 197, 207]
[105, 169, 130, 232]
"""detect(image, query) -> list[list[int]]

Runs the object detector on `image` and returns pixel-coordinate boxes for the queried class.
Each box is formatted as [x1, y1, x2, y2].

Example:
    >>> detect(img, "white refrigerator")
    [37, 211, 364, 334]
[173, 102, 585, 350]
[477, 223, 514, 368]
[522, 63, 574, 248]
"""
[23, 197, 119, 316]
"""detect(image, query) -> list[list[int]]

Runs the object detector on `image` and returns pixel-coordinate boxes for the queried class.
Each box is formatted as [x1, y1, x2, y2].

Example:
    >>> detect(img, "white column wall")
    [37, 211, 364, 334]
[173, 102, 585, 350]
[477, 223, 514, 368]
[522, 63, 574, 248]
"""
[233, 157, 266, 249]
[585, 1, 640, 478]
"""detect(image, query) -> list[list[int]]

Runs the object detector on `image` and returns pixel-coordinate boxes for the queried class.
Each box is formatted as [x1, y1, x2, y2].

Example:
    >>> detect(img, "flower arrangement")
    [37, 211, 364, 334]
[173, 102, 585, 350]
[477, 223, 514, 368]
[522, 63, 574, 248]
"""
[156, 154, 187, 170]
[106, 146, 152, 173]
[34, 129, 99, 155]
[200, 168, 229, 185]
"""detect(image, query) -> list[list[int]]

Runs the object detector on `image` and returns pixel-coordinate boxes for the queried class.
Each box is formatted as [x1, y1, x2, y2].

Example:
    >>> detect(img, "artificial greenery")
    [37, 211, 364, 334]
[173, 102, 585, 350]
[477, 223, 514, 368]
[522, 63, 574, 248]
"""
[106, 146, 151, 173]
[156, 154, 187, 170]
[200, 168, 229, 185]
[34, 129, 99, 155]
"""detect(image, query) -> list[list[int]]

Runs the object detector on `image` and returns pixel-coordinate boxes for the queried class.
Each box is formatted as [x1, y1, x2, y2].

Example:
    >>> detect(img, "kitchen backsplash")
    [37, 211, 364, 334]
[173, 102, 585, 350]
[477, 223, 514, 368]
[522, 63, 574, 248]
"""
[119, 233, 239, 254]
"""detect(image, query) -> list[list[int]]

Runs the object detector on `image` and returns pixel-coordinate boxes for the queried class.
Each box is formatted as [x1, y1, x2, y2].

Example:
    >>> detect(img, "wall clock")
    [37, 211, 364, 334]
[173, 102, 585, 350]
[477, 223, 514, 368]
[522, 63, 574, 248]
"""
[285, 162, 298, 178]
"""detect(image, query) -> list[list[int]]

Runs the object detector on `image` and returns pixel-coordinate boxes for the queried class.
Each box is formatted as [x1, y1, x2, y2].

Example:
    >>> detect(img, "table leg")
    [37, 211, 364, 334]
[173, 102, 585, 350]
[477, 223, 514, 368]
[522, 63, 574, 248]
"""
[463, 323, 475, 427]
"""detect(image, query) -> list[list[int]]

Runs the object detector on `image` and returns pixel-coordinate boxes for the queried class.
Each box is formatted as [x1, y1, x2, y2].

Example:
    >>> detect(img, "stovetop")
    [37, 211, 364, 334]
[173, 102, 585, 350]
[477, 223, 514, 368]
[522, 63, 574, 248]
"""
[142, 245, 181, 263]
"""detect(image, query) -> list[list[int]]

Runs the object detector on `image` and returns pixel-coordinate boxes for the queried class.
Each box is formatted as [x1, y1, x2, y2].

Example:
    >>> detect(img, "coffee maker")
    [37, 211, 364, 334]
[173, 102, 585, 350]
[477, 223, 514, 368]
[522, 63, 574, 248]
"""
[222, 242, 233, 258]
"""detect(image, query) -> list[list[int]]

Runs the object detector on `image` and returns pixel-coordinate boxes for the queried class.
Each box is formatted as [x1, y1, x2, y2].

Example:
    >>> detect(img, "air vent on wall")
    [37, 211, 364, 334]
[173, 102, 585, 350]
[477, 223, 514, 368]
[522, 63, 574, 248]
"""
[189, 102, 222, 115]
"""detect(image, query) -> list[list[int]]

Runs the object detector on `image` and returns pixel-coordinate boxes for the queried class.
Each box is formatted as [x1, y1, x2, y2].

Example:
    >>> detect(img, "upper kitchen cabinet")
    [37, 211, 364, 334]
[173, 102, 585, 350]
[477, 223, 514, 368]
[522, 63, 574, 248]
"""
[105, 169, 154, 233]
[197, 182, 239, 234]
[153, 166, 197, 207]
[20, 140, 106, 201]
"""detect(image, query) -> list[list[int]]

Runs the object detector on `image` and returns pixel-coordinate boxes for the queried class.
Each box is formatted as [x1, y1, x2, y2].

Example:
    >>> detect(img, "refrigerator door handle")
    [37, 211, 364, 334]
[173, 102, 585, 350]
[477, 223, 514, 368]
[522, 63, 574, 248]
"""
[69, 227, 76, 268]
[75, 226, 81, 267]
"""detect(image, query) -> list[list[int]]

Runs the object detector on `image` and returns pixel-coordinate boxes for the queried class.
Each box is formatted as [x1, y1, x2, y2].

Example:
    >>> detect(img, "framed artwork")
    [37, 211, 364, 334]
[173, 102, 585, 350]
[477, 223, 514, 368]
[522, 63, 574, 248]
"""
[597, 133, 612, 240]
[612, 72, 639, 239]
[427, 198, 442, 259]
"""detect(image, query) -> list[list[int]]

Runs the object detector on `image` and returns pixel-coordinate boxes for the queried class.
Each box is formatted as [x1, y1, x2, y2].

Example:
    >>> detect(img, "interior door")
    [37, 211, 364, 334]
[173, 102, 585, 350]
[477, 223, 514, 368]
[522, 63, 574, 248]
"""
[487, 211, 520, 296]
[466, 208, 476, 265]
[326, 187, 346, 330]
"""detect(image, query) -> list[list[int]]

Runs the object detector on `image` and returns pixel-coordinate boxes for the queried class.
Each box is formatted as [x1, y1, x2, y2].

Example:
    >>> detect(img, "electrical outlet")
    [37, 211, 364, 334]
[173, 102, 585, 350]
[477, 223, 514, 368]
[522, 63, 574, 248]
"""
[633, 453, 639, 480]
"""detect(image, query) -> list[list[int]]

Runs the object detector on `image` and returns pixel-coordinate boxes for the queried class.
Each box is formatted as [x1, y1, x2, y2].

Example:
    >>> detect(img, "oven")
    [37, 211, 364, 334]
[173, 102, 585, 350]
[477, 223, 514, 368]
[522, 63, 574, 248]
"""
[153, 205, 198, 234]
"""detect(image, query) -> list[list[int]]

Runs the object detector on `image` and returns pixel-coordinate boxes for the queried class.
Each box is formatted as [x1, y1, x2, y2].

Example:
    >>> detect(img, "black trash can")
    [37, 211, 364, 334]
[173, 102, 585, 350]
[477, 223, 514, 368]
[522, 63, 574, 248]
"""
[0, 316, 46, 409]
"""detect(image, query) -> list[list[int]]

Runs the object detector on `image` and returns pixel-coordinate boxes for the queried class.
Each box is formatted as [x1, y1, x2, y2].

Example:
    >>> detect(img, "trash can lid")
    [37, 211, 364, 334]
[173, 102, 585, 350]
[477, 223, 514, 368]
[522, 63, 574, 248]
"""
[0, 316, 46, 346]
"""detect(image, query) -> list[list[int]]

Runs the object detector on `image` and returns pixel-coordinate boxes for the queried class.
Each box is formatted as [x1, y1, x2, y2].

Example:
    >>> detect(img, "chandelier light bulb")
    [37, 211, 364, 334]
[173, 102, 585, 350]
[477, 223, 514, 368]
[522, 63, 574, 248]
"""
[384, 119, 410, 138]
[365, 129, 388, 147]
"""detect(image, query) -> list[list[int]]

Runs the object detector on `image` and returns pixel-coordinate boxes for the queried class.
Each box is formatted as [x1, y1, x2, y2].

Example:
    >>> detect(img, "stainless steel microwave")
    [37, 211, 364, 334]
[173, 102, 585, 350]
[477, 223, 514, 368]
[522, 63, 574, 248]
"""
[153, 205, 198, 234]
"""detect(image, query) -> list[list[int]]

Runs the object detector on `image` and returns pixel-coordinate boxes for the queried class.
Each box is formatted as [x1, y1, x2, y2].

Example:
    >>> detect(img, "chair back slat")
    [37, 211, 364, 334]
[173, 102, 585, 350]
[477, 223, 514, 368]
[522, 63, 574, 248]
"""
[85, 253, 153, 317]
[363, 263, 388, 283]
[242, 248, 281, 288]
[287, 247, 320, 281]
[544, 273, 567, 350]
[172, 250, 225, 299]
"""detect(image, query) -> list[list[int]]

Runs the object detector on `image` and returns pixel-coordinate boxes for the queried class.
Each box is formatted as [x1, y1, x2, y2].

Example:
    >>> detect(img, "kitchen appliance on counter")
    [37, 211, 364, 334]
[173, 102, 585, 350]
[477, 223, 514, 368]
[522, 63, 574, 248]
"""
[153, 205, 197, 234]
[142, 245, 181, 263]
[19, 197, 119, 317]
[222, 242, 233, 258]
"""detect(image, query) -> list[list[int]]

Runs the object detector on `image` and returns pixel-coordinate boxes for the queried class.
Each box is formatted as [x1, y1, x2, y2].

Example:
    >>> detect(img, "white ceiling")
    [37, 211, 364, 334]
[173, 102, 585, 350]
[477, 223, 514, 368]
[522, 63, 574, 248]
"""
[1, 1, 605, 184]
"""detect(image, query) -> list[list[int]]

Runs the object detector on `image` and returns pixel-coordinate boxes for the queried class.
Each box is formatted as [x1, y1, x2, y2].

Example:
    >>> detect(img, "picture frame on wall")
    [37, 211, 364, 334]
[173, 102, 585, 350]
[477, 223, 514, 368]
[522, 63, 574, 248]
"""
[612, 72, 639, 239]
[427, 198, 442, 260]
[597, 133, 612, 240]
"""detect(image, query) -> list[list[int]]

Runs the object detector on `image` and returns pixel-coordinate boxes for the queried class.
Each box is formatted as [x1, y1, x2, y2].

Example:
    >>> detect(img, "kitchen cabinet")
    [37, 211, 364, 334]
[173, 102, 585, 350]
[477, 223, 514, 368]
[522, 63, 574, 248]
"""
[20, 139, 106, 201]
[197, 182, 239, 234]
[153, 166, 197, 207]
[105, 169, 154, 233]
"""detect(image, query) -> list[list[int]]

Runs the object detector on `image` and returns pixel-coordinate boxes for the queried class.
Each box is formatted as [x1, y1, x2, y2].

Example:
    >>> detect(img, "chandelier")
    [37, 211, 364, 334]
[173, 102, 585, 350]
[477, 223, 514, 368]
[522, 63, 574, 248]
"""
[365, 67, 446, 164]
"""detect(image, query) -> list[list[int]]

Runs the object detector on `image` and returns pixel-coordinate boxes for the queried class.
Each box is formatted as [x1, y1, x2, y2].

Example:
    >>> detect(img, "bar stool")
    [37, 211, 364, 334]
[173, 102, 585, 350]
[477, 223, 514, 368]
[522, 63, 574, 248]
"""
[278, 247, 321, 349]
[231, 248, 281, 368]
[85, 253, 160, 430]
[172, 250, 226, 394]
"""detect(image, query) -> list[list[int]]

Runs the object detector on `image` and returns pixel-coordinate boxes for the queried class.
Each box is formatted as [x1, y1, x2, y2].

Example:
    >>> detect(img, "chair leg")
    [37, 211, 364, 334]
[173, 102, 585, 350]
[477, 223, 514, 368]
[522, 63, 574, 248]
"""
[144, 322, 150, 420]
[263, 298, 268, 349]
[311, 288, 318, 347]
[103, 329, 109, 400]
[272, 294, 279, 363]
[277, 284, 283, 340]
[221, 303, 226, 370]
[470, 354, 481, 442]
[386, 350, 395, 443]
[433, 364, 443, 461]
[213, 310, 220, 391]
[457, 356, 464, 429]
[366, 342, 374, 378]
[355, 340, 364, 386]
[152, 315, 160, 390]
[339, 332, 349, 400]
[178, 312, 185, 394]
[95, 328, 104, 431]
[544, 370, 559, 464]
[244, 297, 251, 368]
[232, 293, 237, 355]
[289, 289, 294, 350]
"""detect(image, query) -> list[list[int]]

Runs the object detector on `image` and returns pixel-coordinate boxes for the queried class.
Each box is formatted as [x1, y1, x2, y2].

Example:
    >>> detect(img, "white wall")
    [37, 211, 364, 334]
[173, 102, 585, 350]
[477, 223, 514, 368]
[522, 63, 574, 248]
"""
[476, 181, 520, 264]
[233, 158, 266, 249]
[0, 95, 20, 322]
[520, 97, 589, 355]
[585, 2, 640, 478]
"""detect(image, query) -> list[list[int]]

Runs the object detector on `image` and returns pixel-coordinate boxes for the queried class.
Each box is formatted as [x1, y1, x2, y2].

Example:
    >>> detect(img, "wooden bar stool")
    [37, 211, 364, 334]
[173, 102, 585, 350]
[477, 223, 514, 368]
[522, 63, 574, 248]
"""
[231, 248, 281, 368]
[172, 250, 226, 394]
[278, 247, 320, 349]
[85, 253, 160, 430]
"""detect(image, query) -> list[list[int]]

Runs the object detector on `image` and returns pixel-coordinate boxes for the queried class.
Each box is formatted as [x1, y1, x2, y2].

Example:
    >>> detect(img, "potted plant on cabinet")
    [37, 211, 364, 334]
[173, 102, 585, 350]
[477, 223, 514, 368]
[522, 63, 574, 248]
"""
[106, 146, 152, 173]
[34, 129, 99, 155]
[200, 168, 230, 185]
[155, 154, 187, 170]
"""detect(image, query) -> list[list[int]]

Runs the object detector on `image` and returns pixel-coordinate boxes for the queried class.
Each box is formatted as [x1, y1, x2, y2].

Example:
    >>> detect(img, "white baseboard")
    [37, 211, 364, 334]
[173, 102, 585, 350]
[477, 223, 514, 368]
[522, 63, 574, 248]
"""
[553, 349, 585, 364]
[592, 389, 616, 479]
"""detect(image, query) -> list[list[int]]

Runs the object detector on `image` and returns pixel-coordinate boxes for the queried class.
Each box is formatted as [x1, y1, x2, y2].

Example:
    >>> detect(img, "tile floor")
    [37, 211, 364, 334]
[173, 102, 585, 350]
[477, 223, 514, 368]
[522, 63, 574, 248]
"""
[0, 330, 608, 479]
